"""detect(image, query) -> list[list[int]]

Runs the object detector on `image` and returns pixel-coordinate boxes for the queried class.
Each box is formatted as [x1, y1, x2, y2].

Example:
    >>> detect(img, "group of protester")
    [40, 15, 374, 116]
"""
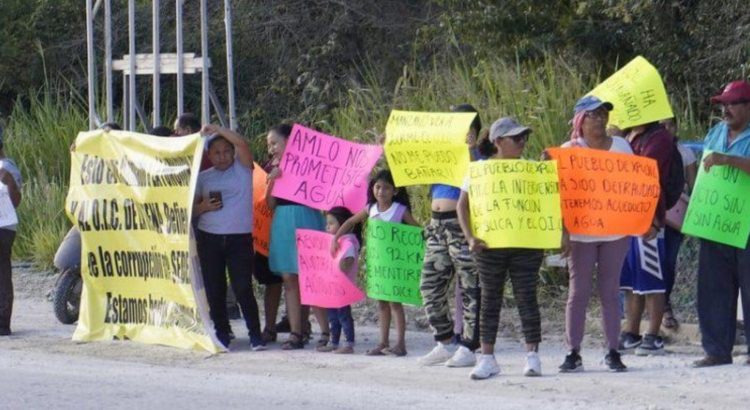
[189, 79, 750, 381]
[1, 79, 748, 382]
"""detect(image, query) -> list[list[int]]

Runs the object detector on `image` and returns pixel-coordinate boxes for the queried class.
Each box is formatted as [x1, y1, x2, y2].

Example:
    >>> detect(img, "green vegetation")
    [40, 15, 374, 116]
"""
[4, 55, 707, 269]
[5, 87, 87, 268]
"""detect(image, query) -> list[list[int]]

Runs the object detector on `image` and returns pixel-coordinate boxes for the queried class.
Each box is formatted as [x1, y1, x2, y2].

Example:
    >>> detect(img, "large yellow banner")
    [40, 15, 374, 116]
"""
[588, 56, 674, 129]
[65, 129, 222, 353]
[384, 110, 475, 187]
[467, 160, 563, 249]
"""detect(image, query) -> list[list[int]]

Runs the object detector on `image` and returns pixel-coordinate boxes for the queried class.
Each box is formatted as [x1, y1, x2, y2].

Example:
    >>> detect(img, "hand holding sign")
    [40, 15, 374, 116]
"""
[271, 124, 382, 213]
[467, 160, 562, 249]
[297, 229, 365, 308]
[365, 219, 424, 306]
[682, 150, 750, 248]
[588, 56, 674, 129]
[384, 110, 476, 187]
[252, 163, 273, 256]
[547, 147, 660, 236]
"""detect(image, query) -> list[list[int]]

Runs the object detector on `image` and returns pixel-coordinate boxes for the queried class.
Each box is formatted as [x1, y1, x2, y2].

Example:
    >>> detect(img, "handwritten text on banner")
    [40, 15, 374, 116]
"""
[468, 160, 562, 249]
[682, 150, 750, 248]
[547, 147, 660, 236]
[296, 229, 365, 308]
[365, 219, 424, 306]
[272, 124, 382, 213]
[588, 56, 674, 129]
[384, 110, 476, 187]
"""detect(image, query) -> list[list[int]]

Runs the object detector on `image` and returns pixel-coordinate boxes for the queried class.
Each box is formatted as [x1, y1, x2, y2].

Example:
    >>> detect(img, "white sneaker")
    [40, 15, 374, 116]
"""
[470, 355, 500, 380]
[523, 351, 542, 377]
[445, 345, 476, 367]
[418, 342, 455, 366]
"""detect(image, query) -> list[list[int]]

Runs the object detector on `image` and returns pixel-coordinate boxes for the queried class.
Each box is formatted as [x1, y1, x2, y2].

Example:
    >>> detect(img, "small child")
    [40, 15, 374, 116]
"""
[318, 206, 361, 354]
[333, 170, 419, 356]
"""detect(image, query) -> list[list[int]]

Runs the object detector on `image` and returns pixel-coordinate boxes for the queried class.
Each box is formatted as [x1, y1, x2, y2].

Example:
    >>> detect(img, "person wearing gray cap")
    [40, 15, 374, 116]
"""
[0, 126, 23, 336]
[557, 95, 632, 373]
[456, 117, 545, 379]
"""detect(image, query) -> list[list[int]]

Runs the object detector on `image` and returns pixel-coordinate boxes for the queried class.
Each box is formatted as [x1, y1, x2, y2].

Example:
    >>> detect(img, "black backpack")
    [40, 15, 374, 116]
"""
[664, 137, 685, 210]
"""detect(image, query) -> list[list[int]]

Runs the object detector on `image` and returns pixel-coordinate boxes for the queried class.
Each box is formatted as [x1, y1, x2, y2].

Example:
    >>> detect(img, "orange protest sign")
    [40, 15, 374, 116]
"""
[547, 147, 660, 236]
[252, 163, 273, 256]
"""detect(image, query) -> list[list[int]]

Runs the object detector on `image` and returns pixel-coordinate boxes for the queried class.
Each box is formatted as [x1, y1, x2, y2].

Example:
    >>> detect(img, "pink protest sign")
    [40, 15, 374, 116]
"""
[296, 229, 365, 309]
[272, 124, 383, 212]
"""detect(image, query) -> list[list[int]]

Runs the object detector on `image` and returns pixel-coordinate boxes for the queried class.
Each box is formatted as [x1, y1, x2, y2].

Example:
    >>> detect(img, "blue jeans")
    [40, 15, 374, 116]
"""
[328, 306, 354, 345]
[697, 239, 750, 359]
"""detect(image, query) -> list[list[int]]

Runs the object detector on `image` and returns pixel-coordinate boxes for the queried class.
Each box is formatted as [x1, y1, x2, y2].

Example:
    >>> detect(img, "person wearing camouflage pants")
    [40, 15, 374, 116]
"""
[420, 212, 481, 353]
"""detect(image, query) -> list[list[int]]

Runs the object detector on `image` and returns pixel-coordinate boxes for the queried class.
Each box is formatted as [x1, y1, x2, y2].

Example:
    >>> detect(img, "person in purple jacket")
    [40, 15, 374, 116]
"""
[618, 120, 674, 356]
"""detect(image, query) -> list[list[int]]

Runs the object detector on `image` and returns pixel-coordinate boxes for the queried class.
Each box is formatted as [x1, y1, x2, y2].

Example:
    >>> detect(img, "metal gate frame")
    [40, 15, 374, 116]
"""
[85, 0, 237, 132]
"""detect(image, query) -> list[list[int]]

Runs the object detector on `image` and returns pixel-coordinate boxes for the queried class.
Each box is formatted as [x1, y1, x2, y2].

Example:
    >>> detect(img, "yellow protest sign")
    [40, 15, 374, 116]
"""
[384, 110, 475, 187]
[467, 160, 563, 249]
[588, 56, 674, 129]
[66, 129, 222, 353]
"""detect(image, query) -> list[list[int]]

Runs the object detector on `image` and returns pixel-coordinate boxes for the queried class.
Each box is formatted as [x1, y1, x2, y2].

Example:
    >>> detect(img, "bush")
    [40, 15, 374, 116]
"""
[5, 86, 87, 269]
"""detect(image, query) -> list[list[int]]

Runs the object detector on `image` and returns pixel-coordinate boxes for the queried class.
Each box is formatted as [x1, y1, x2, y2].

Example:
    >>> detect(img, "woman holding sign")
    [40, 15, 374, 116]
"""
[456, 117, 545, 379]
[418, 104, 483, 368]
[557, 96, 632, 373]
[266, 124, 329, 350]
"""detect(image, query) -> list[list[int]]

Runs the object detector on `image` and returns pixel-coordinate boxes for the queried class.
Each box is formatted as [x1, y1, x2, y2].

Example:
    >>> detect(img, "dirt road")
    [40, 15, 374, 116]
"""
[1, 269, 748, 409]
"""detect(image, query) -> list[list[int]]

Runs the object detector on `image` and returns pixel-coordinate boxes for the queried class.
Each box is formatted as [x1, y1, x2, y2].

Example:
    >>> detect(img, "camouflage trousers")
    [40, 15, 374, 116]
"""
[420, 216, 480, 349]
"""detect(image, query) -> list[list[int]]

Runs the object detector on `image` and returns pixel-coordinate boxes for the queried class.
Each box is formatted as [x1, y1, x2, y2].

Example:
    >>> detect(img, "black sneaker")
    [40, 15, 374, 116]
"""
[618, 331, 642, 351]
[559, 350, 584, 373]
[635, 333, 665, 356]
[605, 349, 627, 372]
[217, 333, 231, 349]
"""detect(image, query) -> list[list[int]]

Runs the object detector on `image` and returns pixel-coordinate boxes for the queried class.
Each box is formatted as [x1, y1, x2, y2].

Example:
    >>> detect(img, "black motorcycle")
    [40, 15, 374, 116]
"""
[52, 227, 81, 325]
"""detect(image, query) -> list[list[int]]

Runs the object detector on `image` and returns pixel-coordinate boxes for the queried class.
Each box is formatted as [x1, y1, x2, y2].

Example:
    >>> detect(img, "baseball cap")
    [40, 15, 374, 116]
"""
[574, 95, 614, 114]
[710, 80, 750, 104]
[489, 117, 531, 142]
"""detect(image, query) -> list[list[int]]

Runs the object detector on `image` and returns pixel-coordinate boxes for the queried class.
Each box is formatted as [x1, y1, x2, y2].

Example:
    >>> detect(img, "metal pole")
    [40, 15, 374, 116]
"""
[152, 0, 161, 127]
[200, 0, 210, 125]
[128, 0, 136, 131]
[105, 0, 113, 122]
[224, 0, 237, 130]
[176, 0, 184, 117]
[86, 0, 96, 130]
[123, 73, 128, 130]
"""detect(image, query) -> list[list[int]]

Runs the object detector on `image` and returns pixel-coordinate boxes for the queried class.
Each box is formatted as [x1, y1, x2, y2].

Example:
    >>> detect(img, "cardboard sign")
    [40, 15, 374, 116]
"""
[365, 219, 424, 306]
[467, 160, 562, 249]
[548, 147, 660, 236]
[252, 163, 272, 256]
[682, 150, 750, 248]
[588, 56, 674, 129]
[384, 110, 475, 187]
[272, 124, 382, 212]
[296, 229, 365, 308]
